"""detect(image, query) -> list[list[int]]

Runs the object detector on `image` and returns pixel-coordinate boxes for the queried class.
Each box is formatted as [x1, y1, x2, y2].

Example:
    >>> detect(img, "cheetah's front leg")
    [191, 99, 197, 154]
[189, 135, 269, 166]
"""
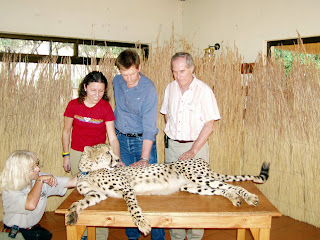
[121, 188, 151, 236]
[66, 190, 108, 225]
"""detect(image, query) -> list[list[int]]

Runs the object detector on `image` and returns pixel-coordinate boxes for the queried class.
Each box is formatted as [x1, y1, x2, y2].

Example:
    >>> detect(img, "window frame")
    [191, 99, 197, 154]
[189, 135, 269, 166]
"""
[0, 33, 149, 64]
[267, 36, 320, 58]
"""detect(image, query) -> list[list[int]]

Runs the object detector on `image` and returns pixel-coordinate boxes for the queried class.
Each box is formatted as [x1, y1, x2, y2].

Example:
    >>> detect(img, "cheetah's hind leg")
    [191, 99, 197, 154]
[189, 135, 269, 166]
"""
[199, 179, 260, 206]
[213, 183, 259, 206]
[180, 183, 242, 207]
[233, 185, 259, 206]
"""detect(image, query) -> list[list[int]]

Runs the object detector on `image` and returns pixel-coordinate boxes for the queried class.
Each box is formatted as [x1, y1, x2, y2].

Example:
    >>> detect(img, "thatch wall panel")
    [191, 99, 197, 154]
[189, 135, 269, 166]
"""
[0, 56, 73, 218]
[1, 41, 320, 229]
[207, 48, 246, 175]
[244, 52, 320, 227]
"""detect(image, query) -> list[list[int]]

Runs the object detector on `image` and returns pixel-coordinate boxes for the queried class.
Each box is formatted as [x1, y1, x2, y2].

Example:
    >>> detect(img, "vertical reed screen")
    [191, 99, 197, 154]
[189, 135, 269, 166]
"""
[0, 41, 319, 228]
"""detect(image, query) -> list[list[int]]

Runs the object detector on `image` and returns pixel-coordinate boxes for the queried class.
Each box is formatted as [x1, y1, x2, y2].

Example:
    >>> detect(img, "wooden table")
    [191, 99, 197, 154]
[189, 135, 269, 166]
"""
[55, 181, 281, 240]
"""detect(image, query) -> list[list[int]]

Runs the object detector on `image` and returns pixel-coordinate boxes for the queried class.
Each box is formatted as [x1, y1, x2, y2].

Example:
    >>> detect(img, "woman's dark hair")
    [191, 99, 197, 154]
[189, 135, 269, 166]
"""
[78, 71, 109, 104]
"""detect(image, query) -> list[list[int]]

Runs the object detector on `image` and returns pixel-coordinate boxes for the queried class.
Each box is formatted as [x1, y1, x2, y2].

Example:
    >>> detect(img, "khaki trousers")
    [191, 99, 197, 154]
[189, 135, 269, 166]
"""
[165, 139, 209, 240]
[70, 148, 83, 176]
[165, 139, 209, 163]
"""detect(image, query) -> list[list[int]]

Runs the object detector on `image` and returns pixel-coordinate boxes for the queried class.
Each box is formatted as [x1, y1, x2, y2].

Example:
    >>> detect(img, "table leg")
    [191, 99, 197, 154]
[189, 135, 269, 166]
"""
[87, 227, 96, 240]
[258, 228, 270, 240]
[250, 228, 270, 240]
[66, 225, 86, 240]
[237, 228, 246, 240]
[250, 228, 260, 239]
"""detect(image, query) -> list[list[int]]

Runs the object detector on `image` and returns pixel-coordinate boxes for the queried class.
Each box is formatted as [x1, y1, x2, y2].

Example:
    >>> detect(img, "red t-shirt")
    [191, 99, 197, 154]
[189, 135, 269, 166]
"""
[64, 98, 115, 152]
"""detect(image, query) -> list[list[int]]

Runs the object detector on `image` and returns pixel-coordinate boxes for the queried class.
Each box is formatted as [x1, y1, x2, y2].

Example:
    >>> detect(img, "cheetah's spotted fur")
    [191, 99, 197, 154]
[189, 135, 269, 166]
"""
[66, 144, 270, 235]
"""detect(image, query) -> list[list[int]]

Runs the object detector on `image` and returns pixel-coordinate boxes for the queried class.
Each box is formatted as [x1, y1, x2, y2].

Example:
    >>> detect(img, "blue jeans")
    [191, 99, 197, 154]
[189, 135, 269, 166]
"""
[117, 134, 158, 165]
[117, 133, 165, 240]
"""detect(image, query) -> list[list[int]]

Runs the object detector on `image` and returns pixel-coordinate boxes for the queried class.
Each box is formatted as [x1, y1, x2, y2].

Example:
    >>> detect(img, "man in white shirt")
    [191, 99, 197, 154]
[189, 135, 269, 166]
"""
[160, 52, 221, 240]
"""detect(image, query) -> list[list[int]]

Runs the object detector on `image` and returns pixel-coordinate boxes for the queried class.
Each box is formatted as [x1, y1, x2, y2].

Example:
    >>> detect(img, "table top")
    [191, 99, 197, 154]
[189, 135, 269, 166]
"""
[56, 181, 281, 218]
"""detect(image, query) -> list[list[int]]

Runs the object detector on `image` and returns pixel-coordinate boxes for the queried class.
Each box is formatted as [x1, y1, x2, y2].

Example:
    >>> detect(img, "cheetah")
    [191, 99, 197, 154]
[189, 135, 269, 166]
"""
[66, 144, 270, 236]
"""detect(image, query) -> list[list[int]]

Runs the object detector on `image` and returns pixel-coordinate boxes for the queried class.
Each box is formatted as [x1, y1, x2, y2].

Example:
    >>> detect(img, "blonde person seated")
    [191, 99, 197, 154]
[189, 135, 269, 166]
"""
[0, 150, 77, 240]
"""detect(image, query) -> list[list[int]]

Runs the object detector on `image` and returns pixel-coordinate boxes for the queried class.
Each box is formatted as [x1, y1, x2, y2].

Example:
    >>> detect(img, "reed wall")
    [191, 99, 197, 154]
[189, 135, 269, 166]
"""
[243, 52, 320, 225]
[0, 41, 319, 227]
[0, 55, 74, 218]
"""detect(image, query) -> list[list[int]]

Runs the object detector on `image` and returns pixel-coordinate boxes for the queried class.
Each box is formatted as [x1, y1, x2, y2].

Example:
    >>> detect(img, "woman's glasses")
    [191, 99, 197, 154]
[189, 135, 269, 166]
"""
[30, 161, 41, 172]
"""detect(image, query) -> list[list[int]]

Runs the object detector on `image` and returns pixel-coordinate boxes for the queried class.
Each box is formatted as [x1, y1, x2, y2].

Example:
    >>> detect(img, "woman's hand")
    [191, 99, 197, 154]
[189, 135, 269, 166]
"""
[37, 174, 58, 187]
[63, 156, 71, 172]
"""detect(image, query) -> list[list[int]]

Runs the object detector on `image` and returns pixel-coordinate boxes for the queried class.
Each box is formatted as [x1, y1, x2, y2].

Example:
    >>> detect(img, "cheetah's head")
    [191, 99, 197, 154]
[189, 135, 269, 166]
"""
[79, 144, 120, 172]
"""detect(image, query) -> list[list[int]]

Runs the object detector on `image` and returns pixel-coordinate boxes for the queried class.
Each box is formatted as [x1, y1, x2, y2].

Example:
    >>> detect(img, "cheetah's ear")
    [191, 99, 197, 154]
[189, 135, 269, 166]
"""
[84, 146, 93, 157]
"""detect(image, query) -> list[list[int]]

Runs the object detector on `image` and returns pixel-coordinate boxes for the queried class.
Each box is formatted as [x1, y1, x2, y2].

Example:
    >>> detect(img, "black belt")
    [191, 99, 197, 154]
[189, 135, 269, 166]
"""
[173, 139, 194, 143]
[116, 129, 142, 138]
[166, 135, 193, 143]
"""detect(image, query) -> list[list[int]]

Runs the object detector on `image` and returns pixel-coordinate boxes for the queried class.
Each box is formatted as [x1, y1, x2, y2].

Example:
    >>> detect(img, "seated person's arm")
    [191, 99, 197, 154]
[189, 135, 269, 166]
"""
[25, 174, 58, 210]
[65, 173, 78, 188]
[25, 174, 77, 210]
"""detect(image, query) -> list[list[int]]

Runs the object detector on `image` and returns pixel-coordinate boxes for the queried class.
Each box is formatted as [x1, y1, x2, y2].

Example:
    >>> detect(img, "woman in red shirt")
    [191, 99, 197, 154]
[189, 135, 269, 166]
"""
[62, 71, 121, 175]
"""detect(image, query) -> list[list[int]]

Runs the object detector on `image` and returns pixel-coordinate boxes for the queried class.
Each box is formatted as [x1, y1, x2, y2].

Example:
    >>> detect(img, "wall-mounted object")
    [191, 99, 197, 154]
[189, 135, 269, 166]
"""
[204, 43, 220, 57]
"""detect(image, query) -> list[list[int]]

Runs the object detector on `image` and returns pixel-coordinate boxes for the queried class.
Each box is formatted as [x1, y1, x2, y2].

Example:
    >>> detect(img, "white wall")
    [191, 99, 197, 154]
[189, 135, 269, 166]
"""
[0, 0, 182, 45]
[1, 0, 319, 62]
[182, 0, 320, 62]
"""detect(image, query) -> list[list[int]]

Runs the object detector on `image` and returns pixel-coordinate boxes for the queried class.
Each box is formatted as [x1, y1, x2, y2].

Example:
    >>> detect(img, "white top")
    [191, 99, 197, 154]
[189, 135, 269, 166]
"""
[160, 77, 221, 141]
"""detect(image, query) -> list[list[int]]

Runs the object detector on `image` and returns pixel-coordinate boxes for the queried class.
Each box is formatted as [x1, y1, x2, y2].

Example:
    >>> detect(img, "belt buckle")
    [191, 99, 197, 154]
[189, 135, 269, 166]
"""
[126, 133, 142, 137]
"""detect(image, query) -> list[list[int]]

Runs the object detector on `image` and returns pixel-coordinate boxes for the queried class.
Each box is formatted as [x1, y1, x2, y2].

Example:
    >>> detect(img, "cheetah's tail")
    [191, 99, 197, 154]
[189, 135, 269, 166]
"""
[252, 162, 270, 183]
[221, 162, 270, 184]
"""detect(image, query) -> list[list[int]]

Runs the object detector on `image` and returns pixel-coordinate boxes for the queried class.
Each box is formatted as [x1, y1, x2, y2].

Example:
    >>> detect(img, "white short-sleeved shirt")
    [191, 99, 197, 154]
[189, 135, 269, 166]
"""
[2, 174, 69, 229]
[160, 77, 221, 141]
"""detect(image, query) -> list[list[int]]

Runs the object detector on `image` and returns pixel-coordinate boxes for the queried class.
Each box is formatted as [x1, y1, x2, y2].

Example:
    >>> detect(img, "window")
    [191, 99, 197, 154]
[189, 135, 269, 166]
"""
[0, 33, 149, 63]
[267, 36, 320, 73]
[0, 33, 149, 89]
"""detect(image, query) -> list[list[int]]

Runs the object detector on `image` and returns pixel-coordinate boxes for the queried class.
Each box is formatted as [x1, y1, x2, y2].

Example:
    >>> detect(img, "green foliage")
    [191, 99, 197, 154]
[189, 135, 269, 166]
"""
[274, 48, 320, 74]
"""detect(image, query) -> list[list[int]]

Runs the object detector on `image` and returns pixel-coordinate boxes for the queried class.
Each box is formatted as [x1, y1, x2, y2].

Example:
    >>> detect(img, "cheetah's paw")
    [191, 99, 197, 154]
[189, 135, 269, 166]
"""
[231, 196, 242, 207]
[245, 194, 259, 206]
[136, 218, 151, 236]
[66, 208, 78, 225]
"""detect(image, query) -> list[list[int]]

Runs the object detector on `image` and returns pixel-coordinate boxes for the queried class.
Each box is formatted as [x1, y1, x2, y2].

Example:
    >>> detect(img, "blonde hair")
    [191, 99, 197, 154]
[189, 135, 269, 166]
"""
[0, 150, 38, 192]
